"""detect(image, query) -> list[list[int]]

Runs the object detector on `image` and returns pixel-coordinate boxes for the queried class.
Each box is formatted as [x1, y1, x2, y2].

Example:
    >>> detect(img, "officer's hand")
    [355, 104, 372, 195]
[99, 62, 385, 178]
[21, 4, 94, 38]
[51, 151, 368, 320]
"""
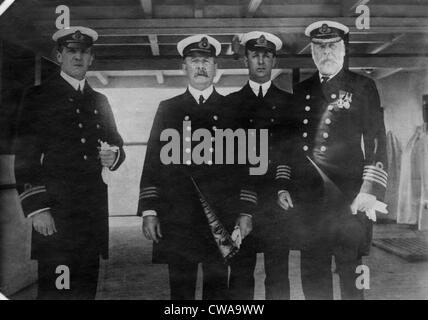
[143, 216, 163, 243]
[236, 215, 253, 240]
[277, 190, 294, 211]
[99, 150, 117, 168]
[32, 210, 57, 236]
[351, 192, 377, 215]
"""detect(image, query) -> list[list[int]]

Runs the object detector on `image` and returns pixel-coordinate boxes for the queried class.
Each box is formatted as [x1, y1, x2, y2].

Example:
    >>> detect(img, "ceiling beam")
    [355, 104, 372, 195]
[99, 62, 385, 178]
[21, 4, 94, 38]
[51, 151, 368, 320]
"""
[87, 69, 290, 78]
[148, 34, 160, 56]
[89, 55, 428, 71]
[35, 18, 428, 36]
[370, 33, 405, 54]
[246, 0, 263, 18]
[139, 0, 152, 18]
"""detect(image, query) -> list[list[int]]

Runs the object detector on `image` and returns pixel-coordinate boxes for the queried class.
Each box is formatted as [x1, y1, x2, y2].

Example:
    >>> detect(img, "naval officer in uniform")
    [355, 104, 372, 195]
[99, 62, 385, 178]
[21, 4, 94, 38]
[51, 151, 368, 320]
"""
[227, 31, 294, 300]
[138, 35, 255, 300]
[14, 26, 125, 299]
[283, 20, 388, 299]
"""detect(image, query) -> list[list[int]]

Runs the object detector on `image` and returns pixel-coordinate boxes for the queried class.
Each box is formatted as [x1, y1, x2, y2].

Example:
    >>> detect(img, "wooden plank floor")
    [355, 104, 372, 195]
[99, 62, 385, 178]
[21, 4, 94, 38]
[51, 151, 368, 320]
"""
[11, 217, 428, 300]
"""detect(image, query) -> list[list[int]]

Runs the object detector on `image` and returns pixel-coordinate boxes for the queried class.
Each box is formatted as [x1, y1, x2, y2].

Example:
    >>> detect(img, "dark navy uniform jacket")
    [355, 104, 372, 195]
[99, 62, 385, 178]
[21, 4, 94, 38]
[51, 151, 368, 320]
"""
[14, 73, 125, 260]
[290, 69, 388, 206]
[138, 89, 255, 264]
[226, 82, 294, 247]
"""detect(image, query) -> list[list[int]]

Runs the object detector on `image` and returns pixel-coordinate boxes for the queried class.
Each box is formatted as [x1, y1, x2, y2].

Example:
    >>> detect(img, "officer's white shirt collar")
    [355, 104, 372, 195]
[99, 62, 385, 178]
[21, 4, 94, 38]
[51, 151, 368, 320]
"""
[60, 71, 86, 92]
[319, 67, 343, 83]
[188, 85, 214, 104]
[249, 80, 271, 97]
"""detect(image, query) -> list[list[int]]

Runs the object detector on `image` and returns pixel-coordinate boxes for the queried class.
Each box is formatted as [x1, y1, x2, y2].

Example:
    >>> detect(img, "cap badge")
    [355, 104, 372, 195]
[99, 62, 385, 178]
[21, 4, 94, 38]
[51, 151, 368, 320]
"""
[319, 24, 331, 34]
[72, 30, 83, 40]
[198, 37, 210, 49]
[256, 35, 267, 46]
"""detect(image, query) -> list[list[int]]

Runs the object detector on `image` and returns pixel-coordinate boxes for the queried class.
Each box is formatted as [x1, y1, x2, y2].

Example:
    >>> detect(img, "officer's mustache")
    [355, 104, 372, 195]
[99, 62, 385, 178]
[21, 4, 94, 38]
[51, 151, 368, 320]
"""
[195, 69, 208, 77]
[320, 56, 337, 64]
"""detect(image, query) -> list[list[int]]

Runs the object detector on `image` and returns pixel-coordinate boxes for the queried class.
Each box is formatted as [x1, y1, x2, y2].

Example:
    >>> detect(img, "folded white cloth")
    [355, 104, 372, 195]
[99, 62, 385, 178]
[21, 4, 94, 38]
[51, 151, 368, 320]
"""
[100, 141, 119, 185]
[231, 226, 242, 248]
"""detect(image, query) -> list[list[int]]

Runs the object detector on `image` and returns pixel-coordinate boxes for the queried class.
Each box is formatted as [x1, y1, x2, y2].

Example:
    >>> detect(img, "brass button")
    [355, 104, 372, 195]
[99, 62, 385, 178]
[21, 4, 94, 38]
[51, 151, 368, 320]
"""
[331, 94, 337, 99]
[303, 145, 308, 151]
[83, 155, 88, 160]
[81, 138, 86, 144]
[184, 115, 190, 121]
[96, 124, 101, 129]
[321, 146, 327, 152]
[303, 132, 308, 138]
[76, 109, 80, 114]
[270, 118, 275, 123]
[306, 95, 310, 100]
[94, 109, 99, 114]
[323, 132, 329, 138]
[305, 106, 311, 112]
[303, 119, 309, 124]
[213, 115, 218, 120]
[325, 118, 331, 125]
[78, 123, 83, 128]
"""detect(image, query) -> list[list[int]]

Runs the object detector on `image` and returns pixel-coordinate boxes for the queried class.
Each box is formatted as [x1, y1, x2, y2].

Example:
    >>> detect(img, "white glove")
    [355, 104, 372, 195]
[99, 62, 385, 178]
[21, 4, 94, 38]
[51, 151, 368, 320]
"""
[231, 226, 242, 249]
[351, 192, 388, 222]
[277, 190, 294, 211]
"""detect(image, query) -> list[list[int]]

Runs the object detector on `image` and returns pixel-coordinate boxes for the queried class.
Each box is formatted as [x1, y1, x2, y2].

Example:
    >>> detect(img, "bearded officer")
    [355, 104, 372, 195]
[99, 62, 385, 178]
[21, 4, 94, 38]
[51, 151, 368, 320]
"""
[227, 31, 294, 300]
[14, 26, 125, 299]
[284, 21, 388, 299]
[138, 35, 255, 300]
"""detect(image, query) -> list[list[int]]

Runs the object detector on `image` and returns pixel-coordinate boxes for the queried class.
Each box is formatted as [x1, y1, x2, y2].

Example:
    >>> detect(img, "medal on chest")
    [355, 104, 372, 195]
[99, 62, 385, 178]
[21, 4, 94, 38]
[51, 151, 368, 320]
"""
[335, 90, 353, 109]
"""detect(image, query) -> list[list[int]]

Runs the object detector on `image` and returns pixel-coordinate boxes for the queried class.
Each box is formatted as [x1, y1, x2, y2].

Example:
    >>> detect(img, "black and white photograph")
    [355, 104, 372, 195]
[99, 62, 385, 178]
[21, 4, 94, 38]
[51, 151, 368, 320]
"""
[0, 0, 427, 305]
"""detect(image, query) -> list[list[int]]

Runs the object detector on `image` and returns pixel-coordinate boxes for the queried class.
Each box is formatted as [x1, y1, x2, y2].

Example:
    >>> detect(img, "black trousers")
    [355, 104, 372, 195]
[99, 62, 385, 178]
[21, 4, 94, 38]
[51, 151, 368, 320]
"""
[229, 217, 290, 300]
[168, 260, 229, 300]
[37, 253, 100, 300]
[291, 208, 372, 300]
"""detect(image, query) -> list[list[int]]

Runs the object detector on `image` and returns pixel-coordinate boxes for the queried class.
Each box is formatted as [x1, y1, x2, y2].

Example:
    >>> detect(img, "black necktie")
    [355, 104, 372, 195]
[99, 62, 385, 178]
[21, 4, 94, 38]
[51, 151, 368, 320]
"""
[321, 76, 330, 85]
[199, 95, 205, 105]
[258, 85, 263, 99]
